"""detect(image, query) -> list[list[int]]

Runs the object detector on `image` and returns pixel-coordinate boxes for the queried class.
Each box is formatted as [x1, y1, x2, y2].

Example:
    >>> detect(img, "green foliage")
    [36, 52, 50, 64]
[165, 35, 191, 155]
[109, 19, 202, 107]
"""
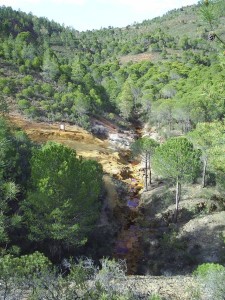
[192, 263, 225, 300]
[1, 3, 225, 130]
[200, 0, 217, 29]
[2, 181, 19, 201]
[153, 137, 200, 183]
[209, 142, 225, 173]
[22, 142, 103, 253]
[200, 0, 225, 46]
[117, 79, 134, 119]
[42, 49, 60, 81]
[0, 93, 8, 115]
[0, 251, 51, 299]
[0, 4, 224, 296]
[131, 137, 159, 157]
[193, 262, 225, 277]
[0, 251, 51, 278]
[0, 117, 32, 245]
[187, 121, 225, 188]
[18, 98, 30, 110]
[187, 121, 223, 154]
[153, 137, 201, 221]
[0, 215, 8, 244]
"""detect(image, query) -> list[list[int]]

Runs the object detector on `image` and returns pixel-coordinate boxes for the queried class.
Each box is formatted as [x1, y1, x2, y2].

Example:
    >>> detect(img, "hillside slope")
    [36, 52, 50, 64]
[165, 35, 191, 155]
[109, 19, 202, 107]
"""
[0, 1, 225, 132]
[0, 2, 225, 298]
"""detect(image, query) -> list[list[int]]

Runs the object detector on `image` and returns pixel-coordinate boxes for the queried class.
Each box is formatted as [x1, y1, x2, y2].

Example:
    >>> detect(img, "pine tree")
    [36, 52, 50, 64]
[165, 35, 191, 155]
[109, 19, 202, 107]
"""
[153, 137, 200, 222]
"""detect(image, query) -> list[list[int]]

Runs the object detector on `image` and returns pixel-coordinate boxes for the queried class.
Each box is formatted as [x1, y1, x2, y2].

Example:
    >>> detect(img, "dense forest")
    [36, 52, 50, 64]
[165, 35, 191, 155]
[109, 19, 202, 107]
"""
[0, 0, 224, 130]
[0, 0, 225, 299]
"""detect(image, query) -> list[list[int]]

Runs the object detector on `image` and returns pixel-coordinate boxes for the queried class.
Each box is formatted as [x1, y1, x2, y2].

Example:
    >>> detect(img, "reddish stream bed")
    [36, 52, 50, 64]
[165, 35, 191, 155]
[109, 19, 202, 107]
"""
[114, 177, 144, 274]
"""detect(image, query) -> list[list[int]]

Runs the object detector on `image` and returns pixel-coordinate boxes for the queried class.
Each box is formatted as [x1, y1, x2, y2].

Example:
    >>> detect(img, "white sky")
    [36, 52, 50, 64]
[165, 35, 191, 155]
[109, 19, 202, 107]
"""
[0, 0, 199, 31]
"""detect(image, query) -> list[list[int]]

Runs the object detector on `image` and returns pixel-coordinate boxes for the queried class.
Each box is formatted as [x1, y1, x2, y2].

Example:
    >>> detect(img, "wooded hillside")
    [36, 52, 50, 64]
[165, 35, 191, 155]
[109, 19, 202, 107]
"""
[0, 1, 225, 131]
[1, 1, 225, 299]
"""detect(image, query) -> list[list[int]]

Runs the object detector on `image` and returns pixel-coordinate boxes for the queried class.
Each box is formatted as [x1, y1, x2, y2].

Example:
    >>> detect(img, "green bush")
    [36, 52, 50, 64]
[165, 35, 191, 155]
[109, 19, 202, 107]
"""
[19, 65, 27, 74]
[2, 86, 11, 95]
[191, 263, 225, 300]
[20, 75, 34, 87]
[18, 99, 30, 110]
[193, 263, 225, 278]
[0, 252, 51, 299]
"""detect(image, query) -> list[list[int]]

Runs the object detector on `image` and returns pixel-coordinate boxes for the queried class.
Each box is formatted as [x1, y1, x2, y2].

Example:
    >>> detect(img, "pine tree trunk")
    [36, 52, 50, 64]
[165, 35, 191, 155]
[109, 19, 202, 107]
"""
[145, 153, 148, 191]
[174, 179, 181, 223]
[149, 153, 152, 185]
[202, 157, 207, 188]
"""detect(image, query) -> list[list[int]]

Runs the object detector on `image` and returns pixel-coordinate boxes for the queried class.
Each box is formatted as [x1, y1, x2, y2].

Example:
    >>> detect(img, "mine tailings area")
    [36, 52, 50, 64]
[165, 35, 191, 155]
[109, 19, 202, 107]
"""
[8, 114, 146, 275]
[111, 127, 146, 275]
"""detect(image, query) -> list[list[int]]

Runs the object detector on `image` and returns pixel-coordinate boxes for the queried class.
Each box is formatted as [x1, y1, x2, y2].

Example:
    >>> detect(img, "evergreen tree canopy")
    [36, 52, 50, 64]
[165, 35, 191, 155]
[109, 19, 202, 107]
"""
[153, 137, 201, 222]
[153, 137, 200, 183]
[22, 142, 103, 252]
[187, 121, 224, 187]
